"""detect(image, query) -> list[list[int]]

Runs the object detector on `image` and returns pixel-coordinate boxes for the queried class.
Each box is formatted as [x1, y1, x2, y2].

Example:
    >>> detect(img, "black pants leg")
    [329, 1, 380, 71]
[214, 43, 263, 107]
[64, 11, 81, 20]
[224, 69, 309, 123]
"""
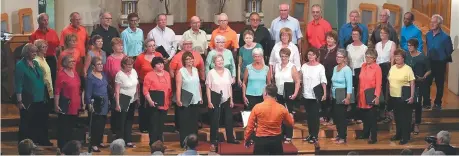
[333, 99, 347, 139]
[253, 135, 283, 155]
[350, 68, 361, 120]
[379, 63, 390, 112]
[321, 83, 332, 121]
[209, 101, 235, 143]
[419, 80, 431, 107]
[427, 61, 446, 105]
[246, 95, 263, 110]
[178, 104, 199, 147]
[90, 114, 107, 146]
[45, 56, 57, 87]
[30, 102, 50, 144]
[149, 107, 166, 145]
[18, 109, 31, 144]
[277, 95, 293, 139]
[304, 99, 320, 138]
[362, 107, 378, 140]
[57, 114, 78, 149]
[392, 97, 412, 141]
[139, 83, 150, 132]
[117, 103, 136, 143]
[222, 101, 236, 142]
[414, 86, 423, 124]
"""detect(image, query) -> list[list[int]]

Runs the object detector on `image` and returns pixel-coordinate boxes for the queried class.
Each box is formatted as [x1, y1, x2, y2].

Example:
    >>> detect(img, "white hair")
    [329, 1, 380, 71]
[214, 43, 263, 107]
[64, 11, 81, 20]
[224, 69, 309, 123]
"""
[437, 130, 451, 144]
[349, 9, 360, 17]
[218, 13, 228, 20]
[214, 35, 226, 43]
[37, 13, 48, 23]
[383, 9, 391, 17]
[110, 139, 126, 155]
[432, 14, 444, 25]
[252, 48, 264, 56]
[279, 4, 289, 10]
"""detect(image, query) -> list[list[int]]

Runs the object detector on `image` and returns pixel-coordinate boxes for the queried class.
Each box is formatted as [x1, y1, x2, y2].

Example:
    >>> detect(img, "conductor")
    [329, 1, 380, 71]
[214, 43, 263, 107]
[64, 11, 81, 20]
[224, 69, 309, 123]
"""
[244, 84, 294, 155]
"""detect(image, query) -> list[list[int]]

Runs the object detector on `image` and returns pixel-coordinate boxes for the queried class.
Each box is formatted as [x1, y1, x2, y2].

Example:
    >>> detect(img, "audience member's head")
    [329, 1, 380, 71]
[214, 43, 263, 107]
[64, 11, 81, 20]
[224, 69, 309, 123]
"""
[437, 130, 451, 145]
[62, 140, 82, 155]
[18, 139, 35, 155]
[400, 149, 413, 155]
[347, 151, 359, 155]
[151, 140, 166, 155]
[422, 148, 446, 155]
[185, 134, 199, 150]
[110, 139, 126, 155]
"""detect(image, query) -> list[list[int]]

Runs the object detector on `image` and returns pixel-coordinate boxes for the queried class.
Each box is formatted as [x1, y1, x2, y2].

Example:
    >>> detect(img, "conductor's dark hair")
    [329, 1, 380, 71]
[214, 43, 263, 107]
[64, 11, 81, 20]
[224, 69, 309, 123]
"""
[264, 84, 278, 97]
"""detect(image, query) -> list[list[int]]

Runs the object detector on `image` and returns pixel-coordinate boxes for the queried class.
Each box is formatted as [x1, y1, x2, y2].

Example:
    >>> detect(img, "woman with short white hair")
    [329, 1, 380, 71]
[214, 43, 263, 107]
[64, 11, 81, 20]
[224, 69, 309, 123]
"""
[205, 35, 236, 83]
[242, 48, 271, 110]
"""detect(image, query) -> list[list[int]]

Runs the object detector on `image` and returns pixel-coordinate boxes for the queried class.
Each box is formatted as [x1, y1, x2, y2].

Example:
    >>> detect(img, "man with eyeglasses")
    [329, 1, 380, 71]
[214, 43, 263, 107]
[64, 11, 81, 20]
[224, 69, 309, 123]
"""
[147, 14, 177, 60]
[91, 12, 120, 56]
[120, 13, 144, 57]
[370, 9, 399, 46]
[270, 4, 303, 50]
[209, 13, 239, 54]
[182, 16, 208, 57]
[306, 4, 332, 49]
[238, 12, 273, 62]
[338, 9, 369, 48]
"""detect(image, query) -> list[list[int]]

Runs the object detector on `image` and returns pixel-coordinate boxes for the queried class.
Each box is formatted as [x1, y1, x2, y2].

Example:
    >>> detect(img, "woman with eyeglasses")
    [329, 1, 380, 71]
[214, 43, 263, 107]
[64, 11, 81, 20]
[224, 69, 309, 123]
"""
[85, 57, 109, 152]
[388, 49, 415, 145]
[15, 43, 49, 146]
[375, 26, 396, 123]
[300, 48, 327, 144]
[134, 38, 164, 133]
[205, 35, 236, 83]
[114, 56, 139, 148]
[331, 49, 353, 144]
[405, 38, 431, 135]
[83, 35, 106, 78]
[237, 30, 262, 87]
[357, 49, 382, 144]
[55, 55, 81, 150]
[120, 13, 144, 57]
[274, 48, 300, 143]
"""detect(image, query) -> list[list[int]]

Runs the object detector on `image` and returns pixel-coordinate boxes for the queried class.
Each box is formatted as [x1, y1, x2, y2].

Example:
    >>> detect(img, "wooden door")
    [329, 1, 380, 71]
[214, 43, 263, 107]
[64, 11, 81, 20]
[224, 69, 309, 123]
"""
[290, 0, 309, 62]
[187, 0, 197, 20]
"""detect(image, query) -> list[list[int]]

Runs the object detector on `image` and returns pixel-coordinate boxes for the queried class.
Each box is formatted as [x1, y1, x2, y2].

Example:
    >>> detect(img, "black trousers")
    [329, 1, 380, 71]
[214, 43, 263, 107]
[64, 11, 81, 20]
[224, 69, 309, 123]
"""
[361, 107, 378, 141]
[45, 56, 57, 87]
[379, 63, 390, 111]
[116, 103, 136, 143]
[149, 107, 167, 145]
[321, 83, 333, 121]
[253, 135, 283, 155]
[427, 60, 447, 105]
[57, 114, 78, 149]
[178, 104, 199, 147]
[414, 81, 429, 124]
[18, 102, 50, 144]
[349, 68, 361, 120]
[246, 95, 263, 110]
[210, 100, 235, 143]
[277, 95, 293, 139]
[333, 99, 347, 139]
[392, 97, 412, 141]
[139, 83, 150, 132]
[304, 99, 320, 138]
[90, 114, 107, 146]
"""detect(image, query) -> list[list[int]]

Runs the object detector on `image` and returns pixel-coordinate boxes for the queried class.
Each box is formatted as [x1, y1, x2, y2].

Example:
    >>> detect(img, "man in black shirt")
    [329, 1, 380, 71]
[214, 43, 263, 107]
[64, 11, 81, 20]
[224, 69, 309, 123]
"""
[423, 131, 456, 155]
[238, 12, 273, 63]
[91, 12, 120, 56]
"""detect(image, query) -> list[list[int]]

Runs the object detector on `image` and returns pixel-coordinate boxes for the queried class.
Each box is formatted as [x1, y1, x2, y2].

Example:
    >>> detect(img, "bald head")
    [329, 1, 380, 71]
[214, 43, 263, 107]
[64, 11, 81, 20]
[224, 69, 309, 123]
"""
[190, 16, 201, 31]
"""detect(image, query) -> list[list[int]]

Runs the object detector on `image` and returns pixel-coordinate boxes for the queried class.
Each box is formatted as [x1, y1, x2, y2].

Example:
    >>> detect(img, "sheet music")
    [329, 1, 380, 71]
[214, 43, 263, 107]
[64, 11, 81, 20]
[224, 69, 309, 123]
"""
[241, 111, 251, 128]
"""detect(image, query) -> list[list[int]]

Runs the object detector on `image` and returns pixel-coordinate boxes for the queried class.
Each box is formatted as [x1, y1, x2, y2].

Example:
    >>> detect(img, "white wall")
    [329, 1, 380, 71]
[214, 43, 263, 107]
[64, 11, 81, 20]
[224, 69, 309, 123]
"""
[0, 0, 38, 34]
[448, 0, 459, 95]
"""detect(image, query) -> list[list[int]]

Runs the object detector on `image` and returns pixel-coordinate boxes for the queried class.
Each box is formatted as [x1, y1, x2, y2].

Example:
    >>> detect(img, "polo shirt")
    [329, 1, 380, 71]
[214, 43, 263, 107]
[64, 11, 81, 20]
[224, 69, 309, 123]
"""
[121, 27, 144, 57]
[182, 29, 208, 54]
[388, 64, 415, 97]
[338, 23, 369, 48]
[15, 59, 45, 102]
[306, 18, 332, 48]
[209, 26, 239, 49]
[90, 25, 120, 56]
[238, 25, 273, 56]
[60, 24, 88, 57]
[270, 16, 303, 44]
[426, 29, 454, 61]
[29, 28, 60, 56]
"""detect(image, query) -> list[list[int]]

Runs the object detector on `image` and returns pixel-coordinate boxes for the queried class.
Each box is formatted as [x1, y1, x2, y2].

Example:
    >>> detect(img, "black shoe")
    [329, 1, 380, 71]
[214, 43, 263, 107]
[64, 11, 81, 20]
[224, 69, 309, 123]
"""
[423, 105, 431, 109]
[390, 136, 401, 141]
[368, 140, 377, 144]
[433, 104, 442, 110]
[399, 140, 408, 145]
[227, 140, 240, 144]
[303, 135, 312, 142]
[356, 135, 368, 140]
[308, 137, 318, 144]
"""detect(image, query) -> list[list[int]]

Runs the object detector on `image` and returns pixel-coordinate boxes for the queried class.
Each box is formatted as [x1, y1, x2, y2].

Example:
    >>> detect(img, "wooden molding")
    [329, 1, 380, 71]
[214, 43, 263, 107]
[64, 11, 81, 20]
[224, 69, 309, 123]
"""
[1, 13, 9, 32]
[18, 8, 34, 34]
[359, 3, 378, 32]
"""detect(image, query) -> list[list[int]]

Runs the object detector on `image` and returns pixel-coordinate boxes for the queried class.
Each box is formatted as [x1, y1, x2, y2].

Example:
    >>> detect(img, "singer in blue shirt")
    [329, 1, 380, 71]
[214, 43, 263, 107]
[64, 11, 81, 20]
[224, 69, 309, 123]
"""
[400, 12, 423, 52]
[338, 10, 368, 48]
[425, 14, 453, 110]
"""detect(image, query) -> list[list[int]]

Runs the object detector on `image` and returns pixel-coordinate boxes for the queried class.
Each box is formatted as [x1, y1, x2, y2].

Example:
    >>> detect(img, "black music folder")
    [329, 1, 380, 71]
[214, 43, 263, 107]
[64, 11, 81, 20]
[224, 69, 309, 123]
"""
[401, 86, 411, 101]
[210, 90, 222, 107]
[364, 88, 376, 105]
[59, 95, 71, 114]
[313, 84, 324, 102]
[155, 46, 170, 59]
[181, 89, 194, 107]
[149, 90, 165, 106]
[119, 94, 132, 112]
[92, 96, 105, 114]
[283, 82, 295, 99]
[335, 88, 346, 104]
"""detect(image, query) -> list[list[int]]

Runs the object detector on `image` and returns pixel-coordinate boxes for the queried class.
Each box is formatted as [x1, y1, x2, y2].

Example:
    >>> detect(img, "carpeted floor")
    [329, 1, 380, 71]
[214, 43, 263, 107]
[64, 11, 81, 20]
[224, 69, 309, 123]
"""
[218, 142, 298, 155]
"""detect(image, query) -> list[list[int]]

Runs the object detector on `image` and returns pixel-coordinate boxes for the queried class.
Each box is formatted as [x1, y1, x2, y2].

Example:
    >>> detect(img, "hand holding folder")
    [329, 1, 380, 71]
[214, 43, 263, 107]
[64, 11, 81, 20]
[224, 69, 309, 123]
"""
[313, 84, 324, 102]
[210, 90, 222, 109]
[149, 90, 165, 107]
[335, 88, 351, 105]
[283, 82, 295, 100]
[119, 94, 132, 112]
[180, 89, 194, 107]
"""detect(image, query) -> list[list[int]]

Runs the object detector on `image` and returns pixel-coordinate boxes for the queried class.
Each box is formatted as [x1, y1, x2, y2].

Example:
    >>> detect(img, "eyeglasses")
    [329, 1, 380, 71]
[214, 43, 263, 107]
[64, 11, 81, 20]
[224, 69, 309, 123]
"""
[216, 41, 225, 44]
[219, 20, 228, 22]
[408, 44, 414, 47]
[104, 18, 112, 20]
